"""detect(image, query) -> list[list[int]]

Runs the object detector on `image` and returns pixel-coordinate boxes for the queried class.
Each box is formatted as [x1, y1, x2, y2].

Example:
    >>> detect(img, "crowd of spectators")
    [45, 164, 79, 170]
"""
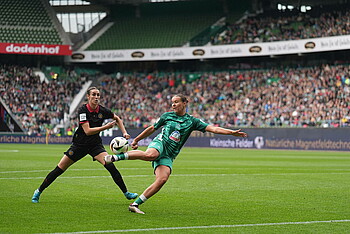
[212, 6, 350, 45]
[98, 64, 350, 129]
[2, 63, 350, 135]
[0, 65, 82, 135]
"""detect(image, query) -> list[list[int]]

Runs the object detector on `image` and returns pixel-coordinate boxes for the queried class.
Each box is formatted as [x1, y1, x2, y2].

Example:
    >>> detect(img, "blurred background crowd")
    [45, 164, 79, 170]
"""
[99, 64, 350, 129]
[211, 5, 350, 45]
[2, 63, 350, 136]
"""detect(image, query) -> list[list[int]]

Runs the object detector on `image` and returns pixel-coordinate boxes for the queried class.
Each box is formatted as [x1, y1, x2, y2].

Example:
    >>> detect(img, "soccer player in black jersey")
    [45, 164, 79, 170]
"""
[31, 87, 137, 203]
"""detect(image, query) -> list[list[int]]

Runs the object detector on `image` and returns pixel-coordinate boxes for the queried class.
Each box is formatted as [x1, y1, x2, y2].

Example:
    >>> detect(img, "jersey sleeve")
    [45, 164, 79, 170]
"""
[192, 117, 209, 133]
[105, 108, 114, 119]
[78, 106, 88, 124]
[153, 113, 167, 130]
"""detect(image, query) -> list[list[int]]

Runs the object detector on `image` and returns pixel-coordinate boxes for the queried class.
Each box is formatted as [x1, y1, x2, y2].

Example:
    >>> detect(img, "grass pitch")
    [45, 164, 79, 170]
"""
[0, 144, 349, 233]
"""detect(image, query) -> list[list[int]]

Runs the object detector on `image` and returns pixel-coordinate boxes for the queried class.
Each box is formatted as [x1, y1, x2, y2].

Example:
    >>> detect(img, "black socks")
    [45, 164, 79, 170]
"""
[38, 164, 128, 194]
[104, 163, 127, 193]
[38, 166, 64, 192]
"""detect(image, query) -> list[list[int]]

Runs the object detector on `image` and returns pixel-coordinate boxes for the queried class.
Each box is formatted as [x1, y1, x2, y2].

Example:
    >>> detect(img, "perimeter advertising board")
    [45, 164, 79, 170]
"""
[1, 128, 350, 151]
[68, 35, 350, 63]
[103, 128, 350, 151]
[0, 43, 72, 55]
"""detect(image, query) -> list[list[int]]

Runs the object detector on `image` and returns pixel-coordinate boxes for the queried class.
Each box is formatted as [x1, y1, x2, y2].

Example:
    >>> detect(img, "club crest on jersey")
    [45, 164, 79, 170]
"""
[169, 130, 180, 142]
[98, 113, 103, 118]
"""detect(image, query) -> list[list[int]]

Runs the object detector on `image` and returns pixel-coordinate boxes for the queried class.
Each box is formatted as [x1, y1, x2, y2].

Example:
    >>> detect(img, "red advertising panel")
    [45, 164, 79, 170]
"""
[0, 43, 72, 56]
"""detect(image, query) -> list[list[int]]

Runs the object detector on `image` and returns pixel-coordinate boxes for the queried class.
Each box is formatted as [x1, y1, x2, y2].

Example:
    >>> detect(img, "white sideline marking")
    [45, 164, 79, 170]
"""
[0, 150, 19, 152]
[44, 219, 350, 233]
[1, 172, 350, 180]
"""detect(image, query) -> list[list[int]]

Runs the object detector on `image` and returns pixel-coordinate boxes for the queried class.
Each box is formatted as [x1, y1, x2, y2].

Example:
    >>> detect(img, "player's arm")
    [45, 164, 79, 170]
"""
[205, 125, 247, 138]
[112, 114, 130, 139]
[81, 121, 116, 136]
[131, 125, 156, 149]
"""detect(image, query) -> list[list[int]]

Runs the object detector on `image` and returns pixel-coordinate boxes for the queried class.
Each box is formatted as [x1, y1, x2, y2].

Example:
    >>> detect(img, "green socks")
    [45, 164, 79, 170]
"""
[132, 194, 148, 206]
[116, 152, 129, 160]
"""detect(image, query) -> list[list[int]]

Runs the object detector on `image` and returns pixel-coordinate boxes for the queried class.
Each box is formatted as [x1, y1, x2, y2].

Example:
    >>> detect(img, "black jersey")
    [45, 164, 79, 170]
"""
[72, 104, 114, 146]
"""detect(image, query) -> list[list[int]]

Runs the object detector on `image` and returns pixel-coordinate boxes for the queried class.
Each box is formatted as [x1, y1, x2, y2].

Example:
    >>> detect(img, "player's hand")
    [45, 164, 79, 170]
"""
[123, 133, 130, 139]
[106, 121, 116, 129]
[131, 140, 139, 150]
[232, 129, 248, 138]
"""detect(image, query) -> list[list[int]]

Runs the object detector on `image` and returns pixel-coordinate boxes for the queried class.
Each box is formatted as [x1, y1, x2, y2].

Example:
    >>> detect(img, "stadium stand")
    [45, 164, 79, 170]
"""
[94, 64, 350, 129]
[3, 61, 350, 135]
[211, 3, 350, 45]
[0, 65, 84, 135]
[86, 0, 224, 50]
[0, 0, 64, 44]
[1, 0, 350, 136]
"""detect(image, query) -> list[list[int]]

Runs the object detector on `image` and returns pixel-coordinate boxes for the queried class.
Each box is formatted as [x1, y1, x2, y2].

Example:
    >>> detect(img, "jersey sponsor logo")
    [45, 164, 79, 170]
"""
[169, 130, 181, 142]
[79, 113, 87, 121]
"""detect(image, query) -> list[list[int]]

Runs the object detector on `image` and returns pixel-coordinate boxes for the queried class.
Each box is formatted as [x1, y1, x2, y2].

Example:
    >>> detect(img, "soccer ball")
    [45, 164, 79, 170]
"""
[109, 137, 129, 154]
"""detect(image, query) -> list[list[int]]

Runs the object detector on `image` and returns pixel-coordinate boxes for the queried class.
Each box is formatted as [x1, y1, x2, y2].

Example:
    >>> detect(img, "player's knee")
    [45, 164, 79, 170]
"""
[144, 152, 158, 161]
[157, 177, 168, 185]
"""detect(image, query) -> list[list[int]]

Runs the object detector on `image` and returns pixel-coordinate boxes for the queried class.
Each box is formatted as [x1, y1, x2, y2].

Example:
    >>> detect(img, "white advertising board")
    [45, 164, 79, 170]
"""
[67, 35, 350, 63]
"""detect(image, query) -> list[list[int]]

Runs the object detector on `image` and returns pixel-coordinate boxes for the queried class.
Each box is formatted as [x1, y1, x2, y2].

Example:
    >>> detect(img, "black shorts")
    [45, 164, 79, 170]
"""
[64, 143, 106, 162]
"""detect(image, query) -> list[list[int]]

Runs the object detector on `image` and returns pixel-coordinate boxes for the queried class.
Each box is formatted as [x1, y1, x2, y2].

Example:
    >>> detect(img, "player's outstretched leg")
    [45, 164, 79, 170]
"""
[104, 155, 116, 164]
[128, 204, 145, 214]
[31, 189, 42, 203]
[104, 153, 129, 164]
[124, 192, 138, 200]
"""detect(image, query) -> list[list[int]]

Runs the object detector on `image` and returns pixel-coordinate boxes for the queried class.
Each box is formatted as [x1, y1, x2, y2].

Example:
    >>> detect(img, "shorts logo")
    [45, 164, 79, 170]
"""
[169, 131, 180, 142]
[68, 150, 74, 156]
[98, 113, 103, 118]
[79, 113, 87, 121]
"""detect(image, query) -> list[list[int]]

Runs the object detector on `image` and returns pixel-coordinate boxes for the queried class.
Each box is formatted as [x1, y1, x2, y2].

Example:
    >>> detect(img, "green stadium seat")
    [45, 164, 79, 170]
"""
[87, 1, 223, 50]
[0, 0, 63, 44]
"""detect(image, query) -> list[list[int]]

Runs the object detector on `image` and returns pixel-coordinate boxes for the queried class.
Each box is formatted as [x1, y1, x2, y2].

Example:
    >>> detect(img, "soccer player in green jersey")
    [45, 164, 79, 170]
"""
[105, 94, 247, 214]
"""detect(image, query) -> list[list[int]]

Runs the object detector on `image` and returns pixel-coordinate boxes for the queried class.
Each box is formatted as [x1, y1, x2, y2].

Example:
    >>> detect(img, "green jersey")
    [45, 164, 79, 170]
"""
[152, 112, 208, 159]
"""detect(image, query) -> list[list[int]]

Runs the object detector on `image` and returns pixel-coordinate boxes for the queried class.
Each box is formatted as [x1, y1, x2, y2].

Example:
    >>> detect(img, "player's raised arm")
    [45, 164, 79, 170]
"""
[81, 120, 116, 136]
[131, 125, 156, 149]
[205, 125, 248, 138]
[113, 114, 130, 139]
